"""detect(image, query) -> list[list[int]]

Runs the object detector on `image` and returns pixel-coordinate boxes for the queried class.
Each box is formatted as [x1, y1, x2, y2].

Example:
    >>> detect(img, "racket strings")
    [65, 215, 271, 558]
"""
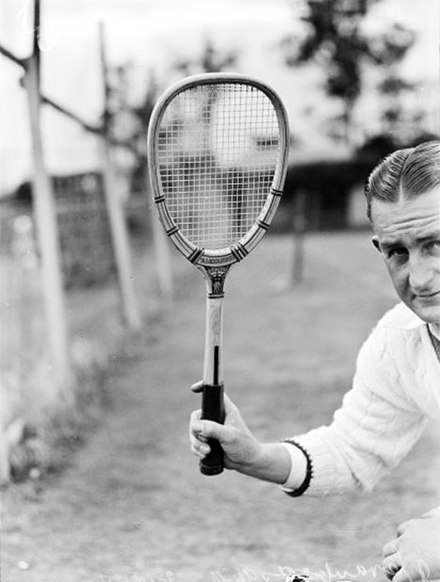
[157, 83, 281, 250]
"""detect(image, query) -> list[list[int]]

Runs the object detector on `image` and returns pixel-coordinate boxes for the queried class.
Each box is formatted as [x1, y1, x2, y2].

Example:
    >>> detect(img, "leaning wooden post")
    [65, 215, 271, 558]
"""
[144, 165, 174, 301]
[98, 22, 141, 331]
[290, 188, 307, 287]
[23, 0, 71, 389]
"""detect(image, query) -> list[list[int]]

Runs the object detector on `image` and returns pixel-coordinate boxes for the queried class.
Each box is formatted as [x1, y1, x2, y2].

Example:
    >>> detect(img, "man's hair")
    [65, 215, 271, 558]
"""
[364, 140, 440, 221]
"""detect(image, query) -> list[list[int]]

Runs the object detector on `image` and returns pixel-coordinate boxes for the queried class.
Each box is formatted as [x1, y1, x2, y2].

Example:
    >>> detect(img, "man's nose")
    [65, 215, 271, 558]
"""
[408, 254, 434, 292]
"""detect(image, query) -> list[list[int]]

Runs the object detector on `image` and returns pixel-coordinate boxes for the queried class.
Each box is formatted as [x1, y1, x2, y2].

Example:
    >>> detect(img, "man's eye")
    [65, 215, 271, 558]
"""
[389, 247, 408, 258]
[426, 240, 440, 252]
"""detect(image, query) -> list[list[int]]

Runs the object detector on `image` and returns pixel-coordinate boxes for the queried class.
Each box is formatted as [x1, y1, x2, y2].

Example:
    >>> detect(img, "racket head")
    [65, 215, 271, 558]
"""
[147, 73, 289, 268]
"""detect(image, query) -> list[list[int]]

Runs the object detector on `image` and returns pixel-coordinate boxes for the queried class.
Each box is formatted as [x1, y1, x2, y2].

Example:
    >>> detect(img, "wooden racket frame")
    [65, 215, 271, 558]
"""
[147, 73, 289, 475]
[147, 73, 289, 268]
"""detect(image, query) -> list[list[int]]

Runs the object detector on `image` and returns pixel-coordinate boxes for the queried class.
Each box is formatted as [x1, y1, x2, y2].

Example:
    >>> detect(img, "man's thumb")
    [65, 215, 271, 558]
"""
[199, 419, 226, 441]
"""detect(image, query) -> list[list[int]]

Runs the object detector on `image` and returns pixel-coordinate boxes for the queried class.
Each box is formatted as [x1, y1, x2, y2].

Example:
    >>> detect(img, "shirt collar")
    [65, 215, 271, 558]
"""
[382, 302, 430, 331]
[429, 323, 440, 340]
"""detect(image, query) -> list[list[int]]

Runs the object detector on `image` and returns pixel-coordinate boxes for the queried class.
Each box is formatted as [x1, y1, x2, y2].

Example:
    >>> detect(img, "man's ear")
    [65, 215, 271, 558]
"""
[372, 236, 381, 253]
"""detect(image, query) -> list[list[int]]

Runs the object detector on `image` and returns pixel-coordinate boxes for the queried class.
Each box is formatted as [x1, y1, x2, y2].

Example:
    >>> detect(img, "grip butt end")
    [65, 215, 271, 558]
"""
[200, 460, 223, 476]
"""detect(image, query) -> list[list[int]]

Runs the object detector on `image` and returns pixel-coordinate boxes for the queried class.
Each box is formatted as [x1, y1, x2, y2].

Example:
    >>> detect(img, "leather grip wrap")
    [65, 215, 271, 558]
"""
[200, 383, 225, 475]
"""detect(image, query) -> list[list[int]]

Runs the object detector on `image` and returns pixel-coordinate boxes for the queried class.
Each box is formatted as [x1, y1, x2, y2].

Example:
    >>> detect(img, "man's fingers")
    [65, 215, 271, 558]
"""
[190, 409, 202, 423]
[189, 412, 210, 457]
[189, 409, 228, 457]
[383, 553, 402, 581]
[190, 429, 208, 446]
[392, 568, 411, 582]
[190, 380, 204, 393]
[189, 409, 206, 440]
[190, 409, 203, 433]
[189, 409, 209, 452]
[383, 540, 399, 558]
[190, 418, 229, 459]
[191, 440, 211, 459]
[195, 419, 227, 441]
[189, 393, 239, 463]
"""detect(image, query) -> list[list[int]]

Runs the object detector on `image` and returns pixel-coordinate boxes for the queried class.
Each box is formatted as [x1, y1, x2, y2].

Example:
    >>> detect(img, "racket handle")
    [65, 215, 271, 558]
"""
[200, 383, 225, 476]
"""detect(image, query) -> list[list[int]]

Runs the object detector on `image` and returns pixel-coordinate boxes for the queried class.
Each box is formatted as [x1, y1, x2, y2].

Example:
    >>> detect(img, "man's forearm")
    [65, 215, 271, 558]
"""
[237, 441, 306, 488]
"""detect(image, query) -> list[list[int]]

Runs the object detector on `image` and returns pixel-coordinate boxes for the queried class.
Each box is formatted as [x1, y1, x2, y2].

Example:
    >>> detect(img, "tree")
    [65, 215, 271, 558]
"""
[102, 39, 240, 195]
[373, 23, 420, 142]
[281, 0, 416, 145]
[129, 72, 160, 192]
[173, 38, 238, 76]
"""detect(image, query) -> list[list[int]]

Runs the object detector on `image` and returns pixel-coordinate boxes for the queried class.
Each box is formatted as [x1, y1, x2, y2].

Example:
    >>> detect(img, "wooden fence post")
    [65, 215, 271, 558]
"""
[24, 53, 71, 389]
[99, 22, 141, 331]
[101, 141, 141, 329]
[144, 167, 174, 301]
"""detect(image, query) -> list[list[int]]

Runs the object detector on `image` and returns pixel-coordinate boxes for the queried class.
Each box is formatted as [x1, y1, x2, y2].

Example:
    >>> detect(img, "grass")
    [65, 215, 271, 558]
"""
[2, 230, 440, 582]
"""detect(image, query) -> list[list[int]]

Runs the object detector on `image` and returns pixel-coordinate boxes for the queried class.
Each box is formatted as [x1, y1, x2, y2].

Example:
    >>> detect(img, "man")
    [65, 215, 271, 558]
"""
[189, 141, 440, 581]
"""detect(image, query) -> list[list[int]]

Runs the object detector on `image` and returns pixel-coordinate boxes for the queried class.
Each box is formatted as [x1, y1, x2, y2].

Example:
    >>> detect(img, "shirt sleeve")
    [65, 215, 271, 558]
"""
[280, 442, 308, 491]
[285, 326, 428, 497]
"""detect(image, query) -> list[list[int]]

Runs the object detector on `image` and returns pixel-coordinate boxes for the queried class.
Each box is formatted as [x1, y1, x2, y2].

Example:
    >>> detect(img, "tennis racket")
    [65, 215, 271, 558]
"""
[147, 73, 289, 475]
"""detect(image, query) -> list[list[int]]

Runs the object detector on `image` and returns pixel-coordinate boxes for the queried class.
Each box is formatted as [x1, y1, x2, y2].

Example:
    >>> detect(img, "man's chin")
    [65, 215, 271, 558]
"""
[408, 297, 440, 324]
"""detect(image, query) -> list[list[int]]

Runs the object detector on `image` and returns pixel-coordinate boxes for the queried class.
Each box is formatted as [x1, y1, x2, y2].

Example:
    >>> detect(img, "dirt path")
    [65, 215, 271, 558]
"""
[2, 232, 440, 582]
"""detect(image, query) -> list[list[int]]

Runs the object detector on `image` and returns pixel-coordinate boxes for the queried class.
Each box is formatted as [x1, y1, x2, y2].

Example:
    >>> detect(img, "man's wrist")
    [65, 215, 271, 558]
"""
[239, 442, 292, 484]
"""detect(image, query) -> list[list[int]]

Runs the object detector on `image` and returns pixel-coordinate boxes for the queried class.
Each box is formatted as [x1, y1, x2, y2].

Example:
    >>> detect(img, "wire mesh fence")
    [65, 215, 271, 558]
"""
[53, 172, 116, 289]
[0, 203, 43, 379]
[0, 179, 151, 482]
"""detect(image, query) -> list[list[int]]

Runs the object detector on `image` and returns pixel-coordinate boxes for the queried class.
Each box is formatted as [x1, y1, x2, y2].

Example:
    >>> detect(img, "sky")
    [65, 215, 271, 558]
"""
[0, 0, 439, 194]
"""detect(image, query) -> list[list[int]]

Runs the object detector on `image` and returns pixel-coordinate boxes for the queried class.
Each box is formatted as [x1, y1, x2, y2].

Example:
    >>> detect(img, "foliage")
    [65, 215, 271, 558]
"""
[173, 38, 238, 76]
[356, 131, 440, 161]
[281, 0, 417, 144]
[104, 39, 239, 195]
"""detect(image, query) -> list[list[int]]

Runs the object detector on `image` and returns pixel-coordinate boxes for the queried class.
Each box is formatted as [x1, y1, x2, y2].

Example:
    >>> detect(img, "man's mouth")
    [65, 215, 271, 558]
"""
[414, 290, 440, 300]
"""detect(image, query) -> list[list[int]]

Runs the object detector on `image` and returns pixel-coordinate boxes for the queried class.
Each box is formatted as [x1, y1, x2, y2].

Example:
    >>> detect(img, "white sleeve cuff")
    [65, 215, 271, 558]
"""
[280, 442, 308, 491]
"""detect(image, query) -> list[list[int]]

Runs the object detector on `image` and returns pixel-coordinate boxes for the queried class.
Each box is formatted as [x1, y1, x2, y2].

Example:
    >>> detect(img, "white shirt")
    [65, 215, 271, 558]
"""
[282, 302, 440, 495]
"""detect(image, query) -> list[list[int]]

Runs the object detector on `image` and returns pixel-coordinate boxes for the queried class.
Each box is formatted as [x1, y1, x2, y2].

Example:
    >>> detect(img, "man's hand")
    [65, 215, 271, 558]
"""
[189, 392, 291, 483]
[382, 511, 440, 582]
[189, 392, 263, 472]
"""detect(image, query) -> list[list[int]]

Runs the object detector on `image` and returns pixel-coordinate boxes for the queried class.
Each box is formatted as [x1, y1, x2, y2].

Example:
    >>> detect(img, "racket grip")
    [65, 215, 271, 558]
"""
[200, 383, 225, 476]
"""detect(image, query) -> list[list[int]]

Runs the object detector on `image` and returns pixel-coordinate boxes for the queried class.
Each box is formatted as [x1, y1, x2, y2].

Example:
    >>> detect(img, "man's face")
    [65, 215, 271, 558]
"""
[371, 185, 440, 323]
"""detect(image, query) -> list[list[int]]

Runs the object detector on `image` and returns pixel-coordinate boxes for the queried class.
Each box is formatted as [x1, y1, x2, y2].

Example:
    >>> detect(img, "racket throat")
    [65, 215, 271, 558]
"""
[201, 264, 230, 299]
